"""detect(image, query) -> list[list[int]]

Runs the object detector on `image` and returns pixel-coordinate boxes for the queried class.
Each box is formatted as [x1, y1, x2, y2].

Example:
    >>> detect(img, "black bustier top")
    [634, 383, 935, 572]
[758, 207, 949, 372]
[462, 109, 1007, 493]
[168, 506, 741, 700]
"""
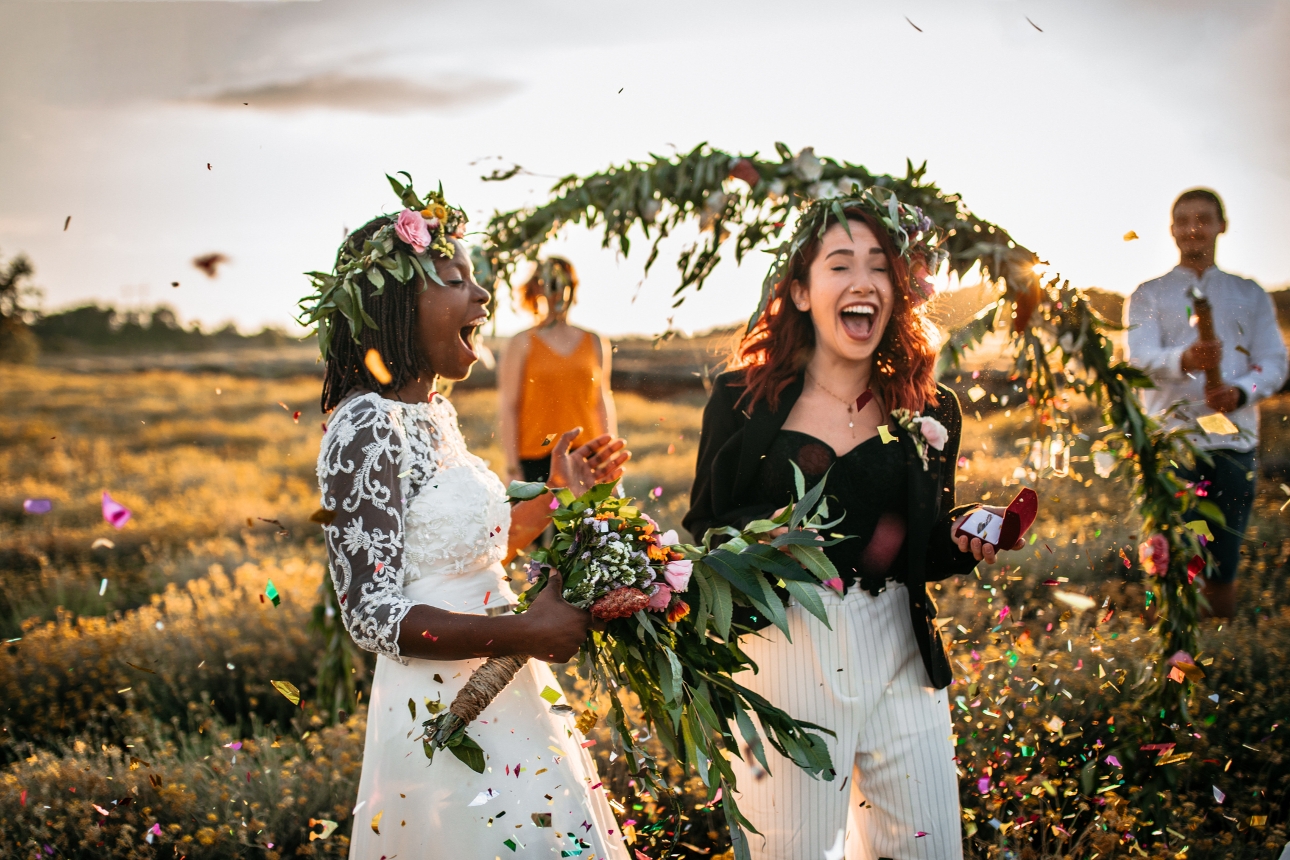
[750, 430, 910, 594]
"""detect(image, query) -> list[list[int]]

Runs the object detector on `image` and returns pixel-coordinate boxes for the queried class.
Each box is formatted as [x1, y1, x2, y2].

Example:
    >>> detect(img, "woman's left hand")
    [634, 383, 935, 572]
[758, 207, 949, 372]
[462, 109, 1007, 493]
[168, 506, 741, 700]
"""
[952, 505, 1025, 564]
[547, 427, 631, 497]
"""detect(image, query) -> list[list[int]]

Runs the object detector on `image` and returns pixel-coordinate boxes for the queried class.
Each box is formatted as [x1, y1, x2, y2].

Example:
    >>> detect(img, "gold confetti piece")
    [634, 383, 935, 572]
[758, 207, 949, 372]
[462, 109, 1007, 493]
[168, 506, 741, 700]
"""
[534, 767, 548, 775]
[531, 812, 552, 827]
[1157, 751, 1193, 766]
[1196, 412, 1239, 435]
[117, 687, 132, 693]
[575, 710, 599, 734]
[125, 661, 157, 675]
[1185, 520, 1215, 541]
[1123, 230, 1139, 241]
[408, 698, 416, 719]
[541, 433, 557, 447]
[370, 810, 383, 834]
[548, 745, 565, 756]
[1251, 815, 1267, 827]
[91, 538, 115, 549]
[271, 680, 301, 705]
[967, 385, 987, 403]
[309, 818, 339, 841]
[364, 348, 393, 385]
[877, 425, 897, 444]
[539, 685, 562, 704]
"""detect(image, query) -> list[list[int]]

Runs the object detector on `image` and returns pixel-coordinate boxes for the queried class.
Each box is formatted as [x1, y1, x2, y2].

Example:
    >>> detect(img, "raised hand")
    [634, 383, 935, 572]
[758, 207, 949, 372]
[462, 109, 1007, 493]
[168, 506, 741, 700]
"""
[547, 427, 631, 496]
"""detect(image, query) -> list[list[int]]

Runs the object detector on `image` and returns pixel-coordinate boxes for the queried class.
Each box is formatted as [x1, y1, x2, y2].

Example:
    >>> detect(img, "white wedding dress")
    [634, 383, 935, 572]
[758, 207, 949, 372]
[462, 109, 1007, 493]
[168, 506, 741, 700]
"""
[317, 391, 627, 860]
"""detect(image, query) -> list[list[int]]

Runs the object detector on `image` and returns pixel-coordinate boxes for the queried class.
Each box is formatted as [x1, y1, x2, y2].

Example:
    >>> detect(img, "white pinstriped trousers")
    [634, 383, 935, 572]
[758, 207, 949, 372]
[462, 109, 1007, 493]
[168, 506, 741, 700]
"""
[729, 583, 962, 860]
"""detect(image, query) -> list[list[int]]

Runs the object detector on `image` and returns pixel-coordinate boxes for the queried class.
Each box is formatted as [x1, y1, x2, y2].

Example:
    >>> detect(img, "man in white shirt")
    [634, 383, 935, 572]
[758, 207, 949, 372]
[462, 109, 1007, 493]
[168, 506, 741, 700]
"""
[1125, 188, 1288, 618]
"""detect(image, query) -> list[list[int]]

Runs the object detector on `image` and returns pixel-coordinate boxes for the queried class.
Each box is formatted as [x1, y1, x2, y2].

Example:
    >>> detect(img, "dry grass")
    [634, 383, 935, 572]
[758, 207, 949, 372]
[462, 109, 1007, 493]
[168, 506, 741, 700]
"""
[2, 365, 1288, 858]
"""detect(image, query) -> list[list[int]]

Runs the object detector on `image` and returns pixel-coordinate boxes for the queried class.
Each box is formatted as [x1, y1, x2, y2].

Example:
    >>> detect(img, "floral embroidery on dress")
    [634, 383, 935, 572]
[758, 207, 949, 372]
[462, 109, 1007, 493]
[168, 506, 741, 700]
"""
[316, 391, 510, 661]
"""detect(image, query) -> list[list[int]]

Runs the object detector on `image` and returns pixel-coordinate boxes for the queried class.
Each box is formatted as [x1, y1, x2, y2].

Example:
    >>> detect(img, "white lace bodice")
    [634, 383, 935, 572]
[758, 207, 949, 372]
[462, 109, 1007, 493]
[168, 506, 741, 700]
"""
[316, 391, 510, 661]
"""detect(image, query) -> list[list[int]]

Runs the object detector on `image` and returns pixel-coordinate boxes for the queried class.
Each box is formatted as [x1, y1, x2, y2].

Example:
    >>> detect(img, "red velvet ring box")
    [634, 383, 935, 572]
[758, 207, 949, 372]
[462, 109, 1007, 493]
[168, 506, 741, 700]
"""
[954, 487, 1038, 549]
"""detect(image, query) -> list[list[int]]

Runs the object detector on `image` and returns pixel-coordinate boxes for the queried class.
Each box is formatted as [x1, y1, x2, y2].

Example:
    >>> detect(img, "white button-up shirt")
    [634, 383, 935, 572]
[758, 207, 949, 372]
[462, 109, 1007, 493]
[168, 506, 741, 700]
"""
[1124, 265, 1287, 452]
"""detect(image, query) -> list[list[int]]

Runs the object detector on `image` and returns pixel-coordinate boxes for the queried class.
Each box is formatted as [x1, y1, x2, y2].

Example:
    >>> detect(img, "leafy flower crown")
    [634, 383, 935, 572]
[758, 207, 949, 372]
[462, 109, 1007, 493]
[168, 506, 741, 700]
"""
[771, 186, 948, 306]
[297, 172, 469, 359]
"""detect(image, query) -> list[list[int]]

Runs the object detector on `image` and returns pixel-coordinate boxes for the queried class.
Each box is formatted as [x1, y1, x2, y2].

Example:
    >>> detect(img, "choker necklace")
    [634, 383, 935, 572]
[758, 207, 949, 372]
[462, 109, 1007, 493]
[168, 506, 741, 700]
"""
[806, 371, 873, 429]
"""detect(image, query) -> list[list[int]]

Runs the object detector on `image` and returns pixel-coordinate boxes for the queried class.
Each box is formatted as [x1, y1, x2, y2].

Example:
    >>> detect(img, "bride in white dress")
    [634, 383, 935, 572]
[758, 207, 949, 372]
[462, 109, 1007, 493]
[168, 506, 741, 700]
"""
[310, 204, 631, 859]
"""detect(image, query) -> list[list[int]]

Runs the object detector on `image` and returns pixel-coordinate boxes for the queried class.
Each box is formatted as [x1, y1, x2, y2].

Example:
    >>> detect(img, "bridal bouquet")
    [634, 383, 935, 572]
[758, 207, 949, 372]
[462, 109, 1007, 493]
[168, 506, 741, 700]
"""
[419, 471, 843, 849]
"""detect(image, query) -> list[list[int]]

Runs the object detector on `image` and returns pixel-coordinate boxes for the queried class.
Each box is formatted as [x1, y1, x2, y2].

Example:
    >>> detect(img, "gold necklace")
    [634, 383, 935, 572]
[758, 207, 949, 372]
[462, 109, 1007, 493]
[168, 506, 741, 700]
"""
[806, 371, 873, 429]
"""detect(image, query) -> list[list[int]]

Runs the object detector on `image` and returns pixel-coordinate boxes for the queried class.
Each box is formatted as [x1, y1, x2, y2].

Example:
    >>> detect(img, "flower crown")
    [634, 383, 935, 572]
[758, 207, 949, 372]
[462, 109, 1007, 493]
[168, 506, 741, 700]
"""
[771, 187, 948, 306]
[297, 172, 469, 359]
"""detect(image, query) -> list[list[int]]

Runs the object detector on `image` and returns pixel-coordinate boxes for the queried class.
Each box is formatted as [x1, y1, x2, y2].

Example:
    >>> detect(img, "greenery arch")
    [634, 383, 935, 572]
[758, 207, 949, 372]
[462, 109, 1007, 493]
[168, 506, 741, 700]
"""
[481, 143, 1219, 739]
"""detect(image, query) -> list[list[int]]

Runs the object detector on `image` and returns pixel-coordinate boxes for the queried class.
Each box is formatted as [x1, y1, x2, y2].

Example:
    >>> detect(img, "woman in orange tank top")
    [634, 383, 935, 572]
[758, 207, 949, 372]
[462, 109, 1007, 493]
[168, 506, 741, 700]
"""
[499, 257, 619, 484]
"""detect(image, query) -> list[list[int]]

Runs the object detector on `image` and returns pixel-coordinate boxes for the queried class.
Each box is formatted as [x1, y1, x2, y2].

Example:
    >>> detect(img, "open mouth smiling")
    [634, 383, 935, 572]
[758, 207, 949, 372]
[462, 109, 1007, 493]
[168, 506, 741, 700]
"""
[459, 316, 487, 358]
[840, 302, 878, 340]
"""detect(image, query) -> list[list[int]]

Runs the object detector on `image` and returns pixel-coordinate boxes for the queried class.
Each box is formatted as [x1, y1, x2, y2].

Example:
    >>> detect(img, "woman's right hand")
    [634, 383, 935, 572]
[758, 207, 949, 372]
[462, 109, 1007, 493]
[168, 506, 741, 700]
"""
[521, 570, 593, 663]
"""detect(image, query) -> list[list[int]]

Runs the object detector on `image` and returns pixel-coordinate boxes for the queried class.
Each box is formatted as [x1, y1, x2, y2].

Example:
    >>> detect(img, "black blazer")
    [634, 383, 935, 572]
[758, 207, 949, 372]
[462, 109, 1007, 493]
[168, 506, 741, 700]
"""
[683, 369, 980, 689]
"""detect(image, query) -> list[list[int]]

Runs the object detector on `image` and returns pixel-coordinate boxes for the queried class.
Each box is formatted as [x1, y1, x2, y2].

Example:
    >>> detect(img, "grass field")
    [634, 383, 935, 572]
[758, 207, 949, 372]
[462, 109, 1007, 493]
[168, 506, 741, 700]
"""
[1, 365, 1288, 859]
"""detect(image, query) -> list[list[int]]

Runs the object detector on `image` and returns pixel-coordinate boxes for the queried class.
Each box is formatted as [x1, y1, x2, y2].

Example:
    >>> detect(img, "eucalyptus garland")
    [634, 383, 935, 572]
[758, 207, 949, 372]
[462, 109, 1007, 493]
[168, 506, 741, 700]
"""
[481, 143, 1214, 751]
[297, 172, 468, 360]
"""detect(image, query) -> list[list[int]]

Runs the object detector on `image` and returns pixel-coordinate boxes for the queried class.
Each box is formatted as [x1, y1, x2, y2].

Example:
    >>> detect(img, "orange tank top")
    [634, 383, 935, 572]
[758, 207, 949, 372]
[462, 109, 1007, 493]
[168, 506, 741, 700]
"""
[517, 330, 606, 459]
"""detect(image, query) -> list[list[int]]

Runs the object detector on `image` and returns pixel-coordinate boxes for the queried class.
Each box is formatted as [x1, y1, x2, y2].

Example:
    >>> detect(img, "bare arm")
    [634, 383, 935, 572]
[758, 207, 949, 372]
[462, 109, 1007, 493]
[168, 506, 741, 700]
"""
[497, 329, 530, 482]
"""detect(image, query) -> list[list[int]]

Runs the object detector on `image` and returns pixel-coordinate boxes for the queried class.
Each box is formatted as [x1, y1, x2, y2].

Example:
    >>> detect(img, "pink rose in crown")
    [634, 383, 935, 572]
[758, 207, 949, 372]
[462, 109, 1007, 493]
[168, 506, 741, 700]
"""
[663, 559, 692, 591]
[395, 208, 431, 254]
[918, 417, 949, 451]
[647, 583, 673, 612]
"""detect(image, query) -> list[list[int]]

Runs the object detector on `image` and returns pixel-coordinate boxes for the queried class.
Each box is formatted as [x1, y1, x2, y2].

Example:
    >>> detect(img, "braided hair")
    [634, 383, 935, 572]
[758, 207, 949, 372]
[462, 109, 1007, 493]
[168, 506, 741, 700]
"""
[319, 216, 444, 412]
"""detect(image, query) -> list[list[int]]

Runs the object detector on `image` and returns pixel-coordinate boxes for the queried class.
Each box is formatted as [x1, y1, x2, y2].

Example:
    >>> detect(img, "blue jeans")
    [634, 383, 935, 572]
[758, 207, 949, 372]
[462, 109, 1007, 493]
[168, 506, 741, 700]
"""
[1172, 448, 1256, 584]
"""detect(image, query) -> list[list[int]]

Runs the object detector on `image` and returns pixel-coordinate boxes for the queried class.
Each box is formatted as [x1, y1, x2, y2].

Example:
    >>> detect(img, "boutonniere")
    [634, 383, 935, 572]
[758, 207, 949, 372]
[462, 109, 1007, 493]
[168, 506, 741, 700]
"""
[890, 409, 949, 471]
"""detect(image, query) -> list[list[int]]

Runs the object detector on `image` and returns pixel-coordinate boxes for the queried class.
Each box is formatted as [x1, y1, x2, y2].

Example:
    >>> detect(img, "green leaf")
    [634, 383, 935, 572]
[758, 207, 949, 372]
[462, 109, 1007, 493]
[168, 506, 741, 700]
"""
[1193, 500, 1227, 527]
[448, 733, 486, 773]
[708, 569, 733, 640]
[506, 480, 548, 501]
[733, 701, 770, 776]
[783, 579, 830, 628]
[783, 544, 841, 583]
[705, 550, 767, 600]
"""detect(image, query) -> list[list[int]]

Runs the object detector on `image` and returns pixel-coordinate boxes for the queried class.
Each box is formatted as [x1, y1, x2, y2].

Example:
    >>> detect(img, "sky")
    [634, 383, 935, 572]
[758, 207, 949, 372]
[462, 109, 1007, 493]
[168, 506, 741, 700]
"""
[1, 0, 1287, 338]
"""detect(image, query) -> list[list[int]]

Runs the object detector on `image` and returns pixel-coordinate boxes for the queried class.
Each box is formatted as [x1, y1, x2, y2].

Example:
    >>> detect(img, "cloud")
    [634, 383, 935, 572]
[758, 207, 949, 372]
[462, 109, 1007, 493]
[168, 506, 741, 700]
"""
[194, 73, 517, 113]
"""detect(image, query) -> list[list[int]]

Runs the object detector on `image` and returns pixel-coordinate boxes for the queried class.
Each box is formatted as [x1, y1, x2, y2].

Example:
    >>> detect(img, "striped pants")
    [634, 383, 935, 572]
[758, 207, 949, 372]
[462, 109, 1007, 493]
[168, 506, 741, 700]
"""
[729, 583, 962, 860]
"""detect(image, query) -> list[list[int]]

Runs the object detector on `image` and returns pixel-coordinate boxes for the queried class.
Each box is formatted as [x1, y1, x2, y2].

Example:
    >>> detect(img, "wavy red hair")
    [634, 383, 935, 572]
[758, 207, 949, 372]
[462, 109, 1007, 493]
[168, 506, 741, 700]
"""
[731, 208, 940, 415]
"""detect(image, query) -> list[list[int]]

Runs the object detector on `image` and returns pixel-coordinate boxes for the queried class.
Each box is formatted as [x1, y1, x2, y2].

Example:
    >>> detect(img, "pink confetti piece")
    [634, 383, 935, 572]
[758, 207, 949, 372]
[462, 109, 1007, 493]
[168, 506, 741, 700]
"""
[971, 650, 981, 662]
[101, 491, 131, 529]
[1105, 754, 1122, 767]
[977, 777, 991, 794]
[149, 823, 162, 836]
[998, 606, 1010, 619]
[588, 783, 602, 791]
[651, 486, 663, 498]
[549, 495, 560, 510]
[223, 741, 242, 750]
[23, 498, 52, 514]
[915, 831, 928, 838]
[823, 577, 844, 593]
[580, 739, 596, 748]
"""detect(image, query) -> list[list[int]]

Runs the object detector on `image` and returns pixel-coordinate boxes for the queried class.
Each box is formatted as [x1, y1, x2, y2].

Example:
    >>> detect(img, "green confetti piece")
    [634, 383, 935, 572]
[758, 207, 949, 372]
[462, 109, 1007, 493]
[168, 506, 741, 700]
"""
[539, 685, 562, 705]
[265, 579, 280, 607]
[408, 697, 416, 720]
[503, 838, 521, 851]
[1006, 651, 1019, 667]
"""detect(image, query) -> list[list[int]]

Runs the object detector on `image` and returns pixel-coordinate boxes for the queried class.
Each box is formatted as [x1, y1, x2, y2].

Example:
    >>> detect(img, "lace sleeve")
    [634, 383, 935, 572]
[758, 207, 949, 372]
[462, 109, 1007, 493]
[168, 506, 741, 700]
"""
[317, 395, 416, 662]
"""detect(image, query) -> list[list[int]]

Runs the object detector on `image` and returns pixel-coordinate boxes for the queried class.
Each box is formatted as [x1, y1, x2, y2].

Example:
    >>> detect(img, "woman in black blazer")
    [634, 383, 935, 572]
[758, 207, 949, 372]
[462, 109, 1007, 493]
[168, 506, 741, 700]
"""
[684, 198, 1020, 860]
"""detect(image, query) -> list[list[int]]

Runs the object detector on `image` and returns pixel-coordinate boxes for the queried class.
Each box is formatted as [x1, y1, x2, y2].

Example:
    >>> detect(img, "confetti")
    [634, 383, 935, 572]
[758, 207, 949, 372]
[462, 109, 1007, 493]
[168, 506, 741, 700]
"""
[370, 810, 383, 834]
[1212, 786, 1225, 804]
[1185, 520, 1215, 541]
[101, 492, 132, 529]
[651, 486, 663, 498]
[22, 499, 52, 514]
[531, 812, 552, 827]
[364, 348, 394, 385]
[1196, 412, 1238, 435]
[309, 507, 337, 525]
[125, 661, 156, 675]
[469, 788, 499, 806]
[541, 433, 558, 447]
[967, 385, 987, 402]
[1186, 555, 1205, 583]
[264, 579, 281, 607]
[271, 680, 301, 705]
[308, 819, 339, 841]
[877, 424, 897, 444]
[575, 710, 599, 734]
[1123, 230, 1139, 241]
[63, 216, 71, 231]
[99, 578, 108, 596]
[540, 686, 563, 704]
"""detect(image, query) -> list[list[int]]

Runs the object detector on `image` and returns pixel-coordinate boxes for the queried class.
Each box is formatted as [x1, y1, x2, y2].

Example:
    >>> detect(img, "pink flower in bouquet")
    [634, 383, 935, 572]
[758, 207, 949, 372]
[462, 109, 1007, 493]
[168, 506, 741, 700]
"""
[663, 559, 692, 591]
[918, 417, 949, 452]
[647, 584, 673, 612]
[102, 491, 131, 529]
[395, 209, 431, 254]
[658, 529, 678, 546]
[1138, 533, 1169, 575]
